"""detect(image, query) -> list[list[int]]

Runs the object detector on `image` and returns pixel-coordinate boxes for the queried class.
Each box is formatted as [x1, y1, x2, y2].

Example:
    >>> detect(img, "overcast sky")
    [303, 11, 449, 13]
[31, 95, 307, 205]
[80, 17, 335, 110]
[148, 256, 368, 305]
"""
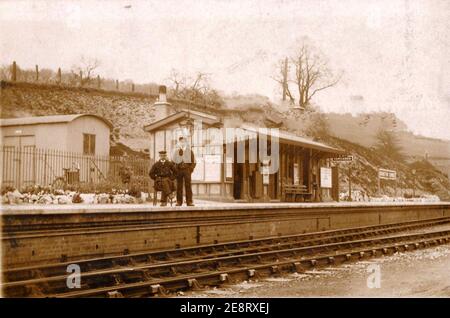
[1, 0, 449, 140]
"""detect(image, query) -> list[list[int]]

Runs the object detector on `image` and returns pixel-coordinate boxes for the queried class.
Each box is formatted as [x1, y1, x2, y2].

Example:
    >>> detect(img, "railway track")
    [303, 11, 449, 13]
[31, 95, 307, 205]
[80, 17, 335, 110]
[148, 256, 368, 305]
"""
[2, 216, 450, 297]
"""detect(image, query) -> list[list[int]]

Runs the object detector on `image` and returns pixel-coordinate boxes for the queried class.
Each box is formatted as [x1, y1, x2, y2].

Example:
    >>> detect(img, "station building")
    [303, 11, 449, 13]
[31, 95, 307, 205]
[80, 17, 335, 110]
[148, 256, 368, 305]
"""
[144, 87, 345, 203]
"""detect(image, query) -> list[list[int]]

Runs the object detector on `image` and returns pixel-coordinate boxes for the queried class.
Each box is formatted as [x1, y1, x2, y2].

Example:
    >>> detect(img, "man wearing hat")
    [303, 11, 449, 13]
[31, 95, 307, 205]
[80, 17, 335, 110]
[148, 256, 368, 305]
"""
[149, 150, 177, 206]
[172, 136, 196, 206]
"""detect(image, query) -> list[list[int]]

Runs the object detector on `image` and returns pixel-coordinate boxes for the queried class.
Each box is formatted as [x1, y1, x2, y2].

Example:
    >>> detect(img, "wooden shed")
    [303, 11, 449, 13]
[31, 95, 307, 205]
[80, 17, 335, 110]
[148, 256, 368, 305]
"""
[0, 114, 113, 188]
[0, 114, 112, 154]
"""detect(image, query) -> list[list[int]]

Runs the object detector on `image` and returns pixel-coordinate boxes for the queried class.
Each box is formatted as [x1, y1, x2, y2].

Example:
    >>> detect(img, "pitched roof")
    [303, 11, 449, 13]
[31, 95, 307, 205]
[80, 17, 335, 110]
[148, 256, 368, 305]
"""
[143, 110, 344, 155]
[143, 110, 221, 132]
[0, 114, 113, 129]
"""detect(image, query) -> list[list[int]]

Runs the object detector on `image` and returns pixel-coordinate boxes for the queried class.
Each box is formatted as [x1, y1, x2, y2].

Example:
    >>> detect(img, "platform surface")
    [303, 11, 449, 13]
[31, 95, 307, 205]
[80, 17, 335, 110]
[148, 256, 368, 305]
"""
[1, 200, 449, 215]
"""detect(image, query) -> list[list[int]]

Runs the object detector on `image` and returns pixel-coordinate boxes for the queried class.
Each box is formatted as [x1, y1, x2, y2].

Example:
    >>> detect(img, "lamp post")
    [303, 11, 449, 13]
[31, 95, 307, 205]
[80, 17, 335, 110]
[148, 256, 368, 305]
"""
[412, 169, 416, 197]
[347, 163, 354, 201]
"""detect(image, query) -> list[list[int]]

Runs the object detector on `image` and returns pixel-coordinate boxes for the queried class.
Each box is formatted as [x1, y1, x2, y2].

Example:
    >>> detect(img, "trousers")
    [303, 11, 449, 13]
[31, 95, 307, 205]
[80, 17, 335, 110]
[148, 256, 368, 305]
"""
[176, 168, 193, 204]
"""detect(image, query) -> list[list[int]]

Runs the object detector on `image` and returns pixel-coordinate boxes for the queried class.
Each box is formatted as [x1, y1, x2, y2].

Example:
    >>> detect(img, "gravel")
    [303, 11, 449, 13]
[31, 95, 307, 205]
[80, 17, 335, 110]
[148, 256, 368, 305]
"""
[183, 244, 450, 298]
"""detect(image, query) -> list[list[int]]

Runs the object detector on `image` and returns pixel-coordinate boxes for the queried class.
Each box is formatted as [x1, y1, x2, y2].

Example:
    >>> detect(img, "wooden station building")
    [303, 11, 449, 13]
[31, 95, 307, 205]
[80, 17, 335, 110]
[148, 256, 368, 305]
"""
[144, 86, 345, 203]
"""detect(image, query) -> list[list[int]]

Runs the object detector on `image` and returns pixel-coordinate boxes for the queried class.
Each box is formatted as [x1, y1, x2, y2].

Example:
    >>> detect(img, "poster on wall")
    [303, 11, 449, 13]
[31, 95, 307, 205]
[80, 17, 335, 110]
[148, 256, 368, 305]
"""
[320, 167, 332, 188]
[263, 174, 269, 185]
[191, 157, 204, 181]
[261, 160, 270, 185]
[293, 163, 299, 185]
[204, 154, 222, 182]
[225, 156, 233, 179]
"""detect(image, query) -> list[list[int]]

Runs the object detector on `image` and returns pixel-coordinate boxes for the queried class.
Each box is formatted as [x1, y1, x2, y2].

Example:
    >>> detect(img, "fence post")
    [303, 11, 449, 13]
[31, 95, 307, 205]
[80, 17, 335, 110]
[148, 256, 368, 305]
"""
[116, 80, 119, 90]
[131, 83, 135, 92]
[35, 65, 39, 82]
[44, 151, 47, 185]
[11, 61, 17, 82]
[57, 67, 62, 84]
[79, 70, 83, 87]
[97, 75, 101, 89]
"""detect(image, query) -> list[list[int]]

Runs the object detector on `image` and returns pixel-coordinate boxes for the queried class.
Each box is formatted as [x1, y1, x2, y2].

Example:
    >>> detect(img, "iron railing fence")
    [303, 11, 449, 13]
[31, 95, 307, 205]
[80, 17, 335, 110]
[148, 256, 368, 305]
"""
[0, 146, 153, 193]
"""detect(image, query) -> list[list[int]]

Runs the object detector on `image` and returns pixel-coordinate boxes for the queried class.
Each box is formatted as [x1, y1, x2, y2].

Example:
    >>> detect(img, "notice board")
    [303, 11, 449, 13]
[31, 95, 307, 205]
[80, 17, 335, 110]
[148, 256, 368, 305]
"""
[320, 167, 332, 188]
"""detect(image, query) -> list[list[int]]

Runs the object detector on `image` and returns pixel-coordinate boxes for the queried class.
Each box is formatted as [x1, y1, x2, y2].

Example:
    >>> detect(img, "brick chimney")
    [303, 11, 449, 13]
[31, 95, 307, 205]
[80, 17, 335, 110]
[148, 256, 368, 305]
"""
[152, 85, 173, 121]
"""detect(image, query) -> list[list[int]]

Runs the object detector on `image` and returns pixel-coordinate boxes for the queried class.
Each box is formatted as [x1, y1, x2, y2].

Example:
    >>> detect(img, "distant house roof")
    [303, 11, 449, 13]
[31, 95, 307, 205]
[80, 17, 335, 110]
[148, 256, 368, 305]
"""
[144, 110, 221, 132]
[264, 112, 284, 127]
[0, 114, 113, 130]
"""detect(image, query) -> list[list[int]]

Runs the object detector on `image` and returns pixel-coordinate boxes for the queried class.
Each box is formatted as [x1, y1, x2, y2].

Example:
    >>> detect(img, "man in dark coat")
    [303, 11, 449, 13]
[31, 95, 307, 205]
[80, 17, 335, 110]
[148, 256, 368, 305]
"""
[172, 136, 196, 206]
[149, 151, 177, 206]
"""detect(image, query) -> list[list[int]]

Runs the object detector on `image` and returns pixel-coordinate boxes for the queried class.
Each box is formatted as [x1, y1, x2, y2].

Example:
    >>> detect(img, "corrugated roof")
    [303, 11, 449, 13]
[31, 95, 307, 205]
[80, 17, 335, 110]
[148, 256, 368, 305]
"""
[0, 114, 113, 129]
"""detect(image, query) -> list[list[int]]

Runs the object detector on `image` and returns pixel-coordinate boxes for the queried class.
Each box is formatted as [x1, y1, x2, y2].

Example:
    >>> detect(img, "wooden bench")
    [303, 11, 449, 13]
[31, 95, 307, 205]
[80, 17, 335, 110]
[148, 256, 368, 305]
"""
[282, 184, 312, 202]
[152, 188, 175, 206]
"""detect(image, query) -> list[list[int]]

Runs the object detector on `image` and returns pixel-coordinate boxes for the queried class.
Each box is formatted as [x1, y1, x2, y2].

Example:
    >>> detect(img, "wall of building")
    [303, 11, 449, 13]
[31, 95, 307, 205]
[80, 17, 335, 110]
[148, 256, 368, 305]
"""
[1, 123, 68, 150]
[1, 123, 69, 188]
[67, 116, 110, 156]
[148, 121, 230, 200]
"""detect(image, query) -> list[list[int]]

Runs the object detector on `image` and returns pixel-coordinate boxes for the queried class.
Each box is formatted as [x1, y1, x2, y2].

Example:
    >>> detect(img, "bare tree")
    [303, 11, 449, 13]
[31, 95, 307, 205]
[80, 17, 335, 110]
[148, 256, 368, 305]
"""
[166, 69, 223, 108]
[273, 59, 296, 105]
[306, 112, 331, 140]
[0, 65, 12, 81]
[374, 127, 404, 161]
[167, 69, 187, 96]
[38, 68, 55, 83]
[71, 56, 100, 87]
[273, 42, 341, 110]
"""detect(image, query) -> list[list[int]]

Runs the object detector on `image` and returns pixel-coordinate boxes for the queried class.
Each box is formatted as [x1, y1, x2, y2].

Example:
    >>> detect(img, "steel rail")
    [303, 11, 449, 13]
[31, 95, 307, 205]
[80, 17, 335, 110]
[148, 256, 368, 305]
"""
[51, 229, 450, 298]
[3, 222, 450, 297]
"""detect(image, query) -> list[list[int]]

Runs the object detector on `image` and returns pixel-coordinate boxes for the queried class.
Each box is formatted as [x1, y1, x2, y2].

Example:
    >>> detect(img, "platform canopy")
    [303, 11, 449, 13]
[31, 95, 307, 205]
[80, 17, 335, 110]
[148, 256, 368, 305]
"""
[240, 124, 345, 156]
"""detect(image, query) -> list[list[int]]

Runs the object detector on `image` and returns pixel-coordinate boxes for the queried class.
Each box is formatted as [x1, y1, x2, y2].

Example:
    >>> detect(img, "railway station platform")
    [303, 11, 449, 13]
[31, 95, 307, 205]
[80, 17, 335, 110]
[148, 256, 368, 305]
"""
[2, 200, 448, 214]
[2, 201, 450, 267]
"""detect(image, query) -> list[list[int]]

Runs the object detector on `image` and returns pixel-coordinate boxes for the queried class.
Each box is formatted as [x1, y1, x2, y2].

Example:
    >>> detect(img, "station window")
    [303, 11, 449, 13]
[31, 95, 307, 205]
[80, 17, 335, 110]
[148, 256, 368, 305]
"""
[83, 133, 96, 155]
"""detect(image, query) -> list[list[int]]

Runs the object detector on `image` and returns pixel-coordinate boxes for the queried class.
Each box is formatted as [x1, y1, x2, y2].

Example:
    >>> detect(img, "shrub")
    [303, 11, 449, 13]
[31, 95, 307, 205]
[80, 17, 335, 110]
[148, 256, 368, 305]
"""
[127, 186, 141, 198]
[1, 185, 16, 195]
[72, 193, 83, 203]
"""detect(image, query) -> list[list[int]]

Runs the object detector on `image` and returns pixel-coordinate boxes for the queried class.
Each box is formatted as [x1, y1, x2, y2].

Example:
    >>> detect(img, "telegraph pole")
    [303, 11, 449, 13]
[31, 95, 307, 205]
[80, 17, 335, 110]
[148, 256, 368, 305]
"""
[377, 167, 381, 195]
[348, 164, 352, 201]
[11, 61, 17, 82]
[282, 57, 288, 101]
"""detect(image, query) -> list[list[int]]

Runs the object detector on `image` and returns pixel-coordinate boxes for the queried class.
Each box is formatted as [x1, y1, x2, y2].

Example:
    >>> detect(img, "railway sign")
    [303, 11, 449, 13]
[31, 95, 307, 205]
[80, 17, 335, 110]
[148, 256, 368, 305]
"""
[378, 168, 397, 180]
[332, 155, 353, 162]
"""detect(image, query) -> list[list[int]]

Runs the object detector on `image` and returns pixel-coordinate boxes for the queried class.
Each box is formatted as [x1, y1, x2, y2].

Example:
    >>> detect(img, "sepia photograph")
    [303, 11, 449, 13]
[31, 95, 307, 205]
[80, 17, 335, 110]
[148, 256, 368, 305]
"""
[0, 0, 449, 308]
